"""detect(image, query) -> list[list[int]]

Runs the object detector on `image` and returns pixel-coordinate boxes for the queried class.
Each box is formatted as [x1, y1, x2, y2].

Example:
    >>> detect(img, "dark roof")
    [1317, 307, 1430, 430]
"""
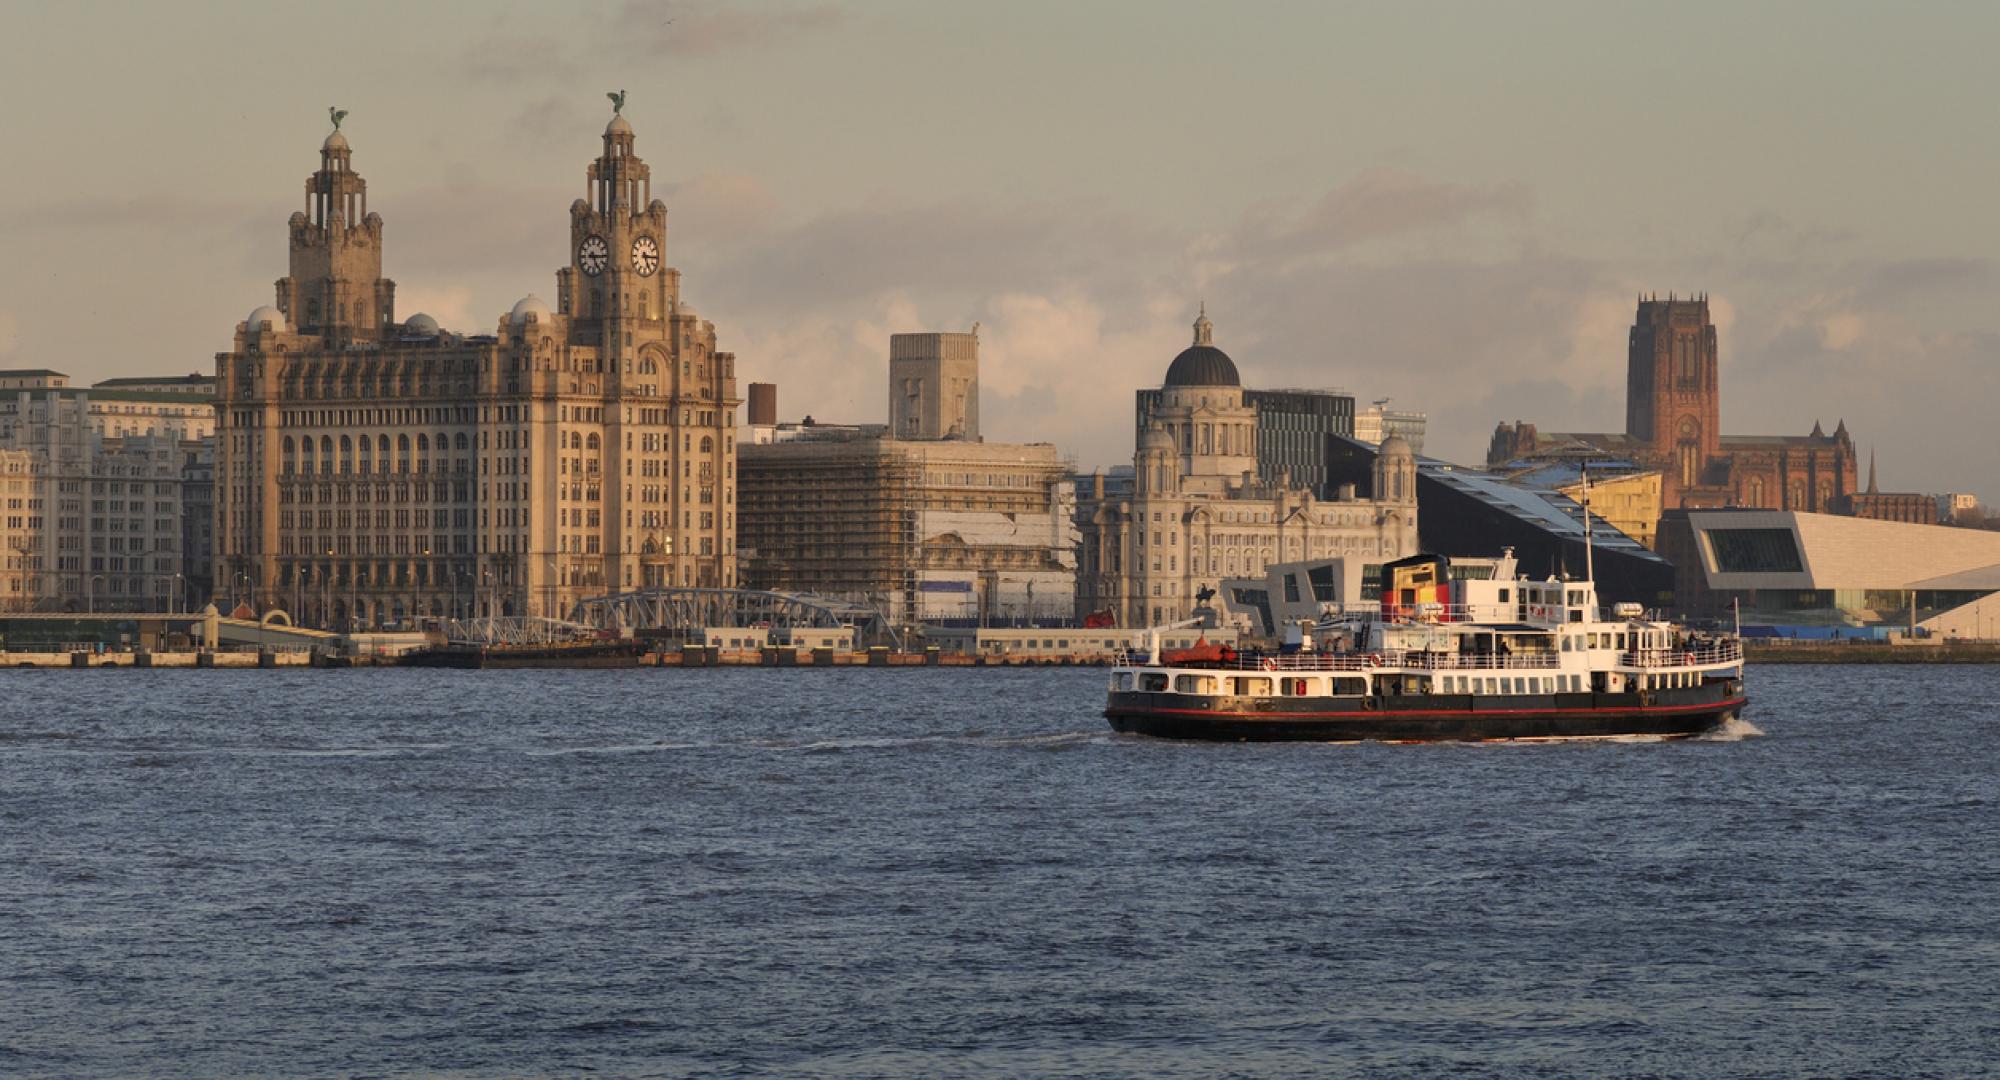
[0, 368, 67, 378]
[92, 374, 214, 388]
[1163, 344, 1240, 388]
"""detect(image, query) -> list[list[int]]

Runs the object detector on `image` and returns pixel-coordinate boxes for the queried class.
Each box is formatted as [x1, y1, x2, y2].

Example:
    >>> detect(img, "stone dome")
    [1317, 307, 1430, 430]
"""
[322, 129, 349, 153]
[509, 295, 554, 327]
[1378, 433, 1414, 459]
[1164, 345, 1239, 388]
[606, 113, 634, 137]
[403, 312, 440, 336]
[1139, 425, 1175, 453]
[245, 305, 287, 335]
[1163, 305, 1239, 388]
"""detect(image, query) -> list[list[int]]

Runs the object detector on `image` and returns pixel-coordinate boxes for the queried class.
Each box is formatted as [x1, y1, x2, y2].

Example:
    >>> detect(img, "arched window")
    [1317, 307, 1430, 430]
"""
[358, 437, 372, 473]
[699, 436, 713, 454]
[281, 436, 296, 474]
[586, 433, 601, 451]
[398, 434, 412, 474]
[319, 435, 334, 474]
[377, 435, 391, 472]
[454, 433, 468, 451]
[300, 438, 315, 474]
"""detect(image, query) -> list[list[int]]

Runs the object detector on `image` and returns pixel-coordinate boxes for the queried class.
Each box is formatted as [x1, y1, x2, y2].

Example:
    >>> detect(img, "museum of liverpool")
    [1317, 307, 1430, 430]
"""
[1659, 509, 2000, 640]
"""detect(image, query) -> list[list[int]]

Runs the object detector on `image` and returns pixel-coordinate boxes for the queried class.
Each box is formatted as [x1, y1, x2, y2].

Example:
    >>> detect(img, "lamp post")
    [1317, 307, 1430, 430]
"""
[87, 573, 105, 614]
[171, 572, 184, 614]
[234, 571, 252, 614]
[323, 548, 334, 630]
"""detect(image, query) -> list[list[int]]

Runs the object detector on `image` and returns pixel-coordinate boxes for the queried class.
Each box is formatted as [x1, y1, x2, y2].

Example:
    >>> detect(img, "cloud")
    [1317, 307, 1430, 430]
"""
[625, 0, 845, 58]
[1227, 169, 1532, 263]
[0, 310, 16, 356]
[396, 286, 477, 334]
[461, 1, 845, 84]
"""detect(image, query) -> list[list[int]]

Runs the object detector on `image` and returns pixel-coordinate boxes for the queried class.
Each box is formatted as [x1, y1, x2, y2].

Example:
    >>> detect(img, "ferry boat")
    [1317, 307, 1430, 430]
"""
[1105, 550, 1745, 742]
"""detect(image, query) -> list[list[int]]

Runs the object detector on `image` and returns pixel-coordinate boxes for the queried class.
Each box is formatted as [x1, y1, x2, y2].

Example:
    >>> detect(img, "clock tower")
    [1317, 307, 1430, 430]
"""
[518, 100, 739, 598]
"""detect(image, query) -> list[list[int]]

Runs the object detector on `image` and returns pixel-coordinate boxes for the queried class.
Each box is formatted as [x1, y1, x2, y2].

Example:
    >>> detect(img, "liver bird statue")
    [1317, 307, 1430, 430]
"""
[607, 90, 626, 115]
[328, 106, 347, 131]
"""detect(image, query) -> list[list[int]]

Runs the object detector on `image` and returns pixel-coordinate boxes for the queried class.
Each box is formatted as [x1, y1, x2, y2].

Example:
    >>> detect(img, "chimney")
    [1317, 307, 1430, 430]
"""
[747, 382, 778, 427]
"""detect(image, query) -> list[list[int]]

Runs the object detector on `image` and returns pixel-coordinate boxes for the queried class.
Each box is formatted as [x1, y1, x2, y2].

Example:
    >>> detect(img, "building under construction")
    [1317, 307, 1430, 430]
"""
[736, 430, 1076, 626]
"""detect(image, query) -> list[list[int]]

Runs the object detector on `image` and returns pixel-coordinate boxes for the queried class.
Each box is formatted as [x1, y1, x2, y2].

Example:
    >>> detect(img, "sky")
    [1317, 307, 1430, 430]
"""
[1, 0, 1994, 500]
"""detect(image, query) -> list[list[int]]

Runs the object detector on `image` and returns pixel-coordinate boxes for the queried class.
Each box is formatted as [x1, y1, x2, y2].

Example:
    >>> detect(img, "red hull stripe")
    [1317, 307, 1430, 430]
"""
[1107, 697, 1746, 721]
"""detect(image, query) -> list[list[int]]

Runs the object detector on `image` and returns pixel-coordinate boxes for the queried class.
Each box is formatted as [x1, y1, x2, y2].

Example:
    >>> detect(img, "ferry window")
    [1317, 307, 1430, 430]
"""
[1282, 678, 1319, 696]
[1175, 675, 1215, 694]
[1499, 588, 1510, 603]
[1560, 636, 1572, 652]
[1232, 677, 1273, 696]
[1140, 674, 1169, 692]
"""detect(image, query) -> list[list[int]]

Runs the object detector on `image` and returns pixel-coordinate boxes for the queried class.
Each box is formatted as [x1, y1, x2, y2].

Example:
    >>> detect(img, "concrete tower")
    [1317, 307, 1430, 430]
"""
[889, 330, 980, 440]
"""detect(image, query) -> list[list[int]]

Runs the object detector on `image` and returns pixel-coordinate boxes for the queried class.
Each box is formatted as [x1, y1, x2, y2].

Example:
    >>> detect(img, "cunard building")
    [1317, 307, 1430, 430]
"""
[215, 105, 739, 628]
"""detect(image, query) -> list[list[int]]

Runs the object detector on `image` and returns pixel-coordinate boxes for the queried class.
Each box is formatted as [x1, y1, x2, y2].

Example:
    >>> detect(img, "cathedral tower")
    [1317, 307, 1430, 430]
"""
[1625, 294, 1721, 498]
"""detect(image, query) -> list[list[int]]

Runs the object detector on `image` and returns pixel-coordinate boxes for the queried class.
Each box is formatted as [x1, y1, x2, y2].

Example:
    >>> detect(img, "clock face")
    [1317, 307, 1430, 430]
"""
[631, 235, 660, 276]
[579, 235, 609, 276]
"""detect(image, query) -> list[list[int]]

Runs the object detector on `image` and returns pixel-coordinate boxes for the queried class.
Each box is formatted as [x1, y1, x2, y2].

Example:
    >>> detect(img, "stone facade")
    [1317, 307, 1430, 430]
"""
[1077, 312, 1417, 628]
[741, 328, 1072, 625]
[0, 370, 202, 612]
[889, 331, 979, 440]
[739, 433, 1076, 624]
[213, 111, 739, 628]
[1489, 295, 1858, 514]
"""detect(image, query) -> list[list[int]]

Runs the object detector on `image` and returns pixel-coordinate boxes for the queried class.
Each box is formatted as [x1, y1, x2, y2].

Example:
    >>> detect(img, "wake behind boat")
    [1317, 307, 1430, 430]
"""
[1105, 550, 1746, 742]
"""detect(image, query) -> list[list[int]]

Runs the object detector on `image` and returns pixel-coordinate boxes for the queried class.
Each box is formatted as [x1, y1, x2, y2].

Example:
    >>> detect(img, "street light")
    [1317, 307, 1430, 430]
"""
[171, 572, 184, 614]
[87, 573, 106, 614]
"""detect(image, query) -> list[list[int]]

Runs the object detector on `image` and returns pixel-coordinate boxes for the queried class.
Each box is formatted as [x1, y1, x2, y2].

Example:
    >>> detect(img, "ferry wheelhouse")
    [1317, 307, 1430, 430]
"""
[1105, 551, 1746, 742]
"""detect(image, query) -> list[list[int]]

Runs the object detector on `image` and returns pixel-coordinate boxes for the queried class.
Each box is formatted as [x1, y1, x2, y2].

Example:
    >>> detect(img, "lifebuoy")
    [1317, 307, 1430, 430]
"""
[1368, 653, 1383, 666]
[1261, 657, 1277, 671]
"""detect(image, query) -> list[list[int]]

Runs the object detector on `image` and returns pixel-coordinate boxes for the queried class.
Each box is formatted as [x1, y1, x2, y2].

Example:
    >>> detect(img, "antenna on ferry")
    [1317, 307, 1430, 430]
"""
[1580, 462, 1595, 587]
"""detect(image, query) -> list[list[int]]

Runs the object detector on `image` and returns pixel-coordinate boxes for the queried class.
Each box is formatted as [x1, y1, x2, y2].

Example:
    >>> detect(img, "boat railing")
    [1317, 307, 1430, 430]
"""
[1131, 649, 1560, 672]
[1620, 642, 1743, 668]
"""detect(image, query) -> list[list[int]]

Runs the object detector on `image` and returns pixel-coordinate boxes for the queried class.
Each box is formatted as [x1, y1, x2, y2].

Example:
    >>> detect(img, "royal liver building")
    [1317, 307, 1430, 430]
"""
[214, 104, 739, 628]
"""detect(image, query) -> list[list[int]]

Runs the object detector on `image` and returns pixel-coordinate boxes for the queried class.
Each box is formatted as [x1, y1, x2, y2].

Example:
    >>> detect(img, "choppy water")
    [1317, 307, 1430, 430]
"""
[0, 665, 1995, 1078]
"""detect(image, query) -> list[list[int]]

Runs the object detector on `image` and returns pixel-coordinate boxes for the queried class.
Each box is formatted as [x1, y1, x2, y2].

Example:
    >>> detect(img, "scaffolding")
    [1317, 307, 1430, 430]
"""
[736, 440, 926, 624]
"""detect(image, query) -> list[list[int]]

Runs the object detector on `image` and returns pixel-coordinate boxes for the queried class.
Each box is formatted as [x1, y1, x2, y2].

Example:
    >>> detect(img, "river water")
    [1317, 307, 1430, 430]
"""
[0, 665, 1995, 1077]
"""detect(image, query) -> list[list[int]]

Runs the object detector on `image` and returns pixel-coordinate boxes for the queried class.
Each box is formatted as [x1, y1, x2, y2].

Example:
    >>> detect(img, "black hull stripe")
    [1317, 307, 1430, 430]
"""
[1107, 697, 1747, 722]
